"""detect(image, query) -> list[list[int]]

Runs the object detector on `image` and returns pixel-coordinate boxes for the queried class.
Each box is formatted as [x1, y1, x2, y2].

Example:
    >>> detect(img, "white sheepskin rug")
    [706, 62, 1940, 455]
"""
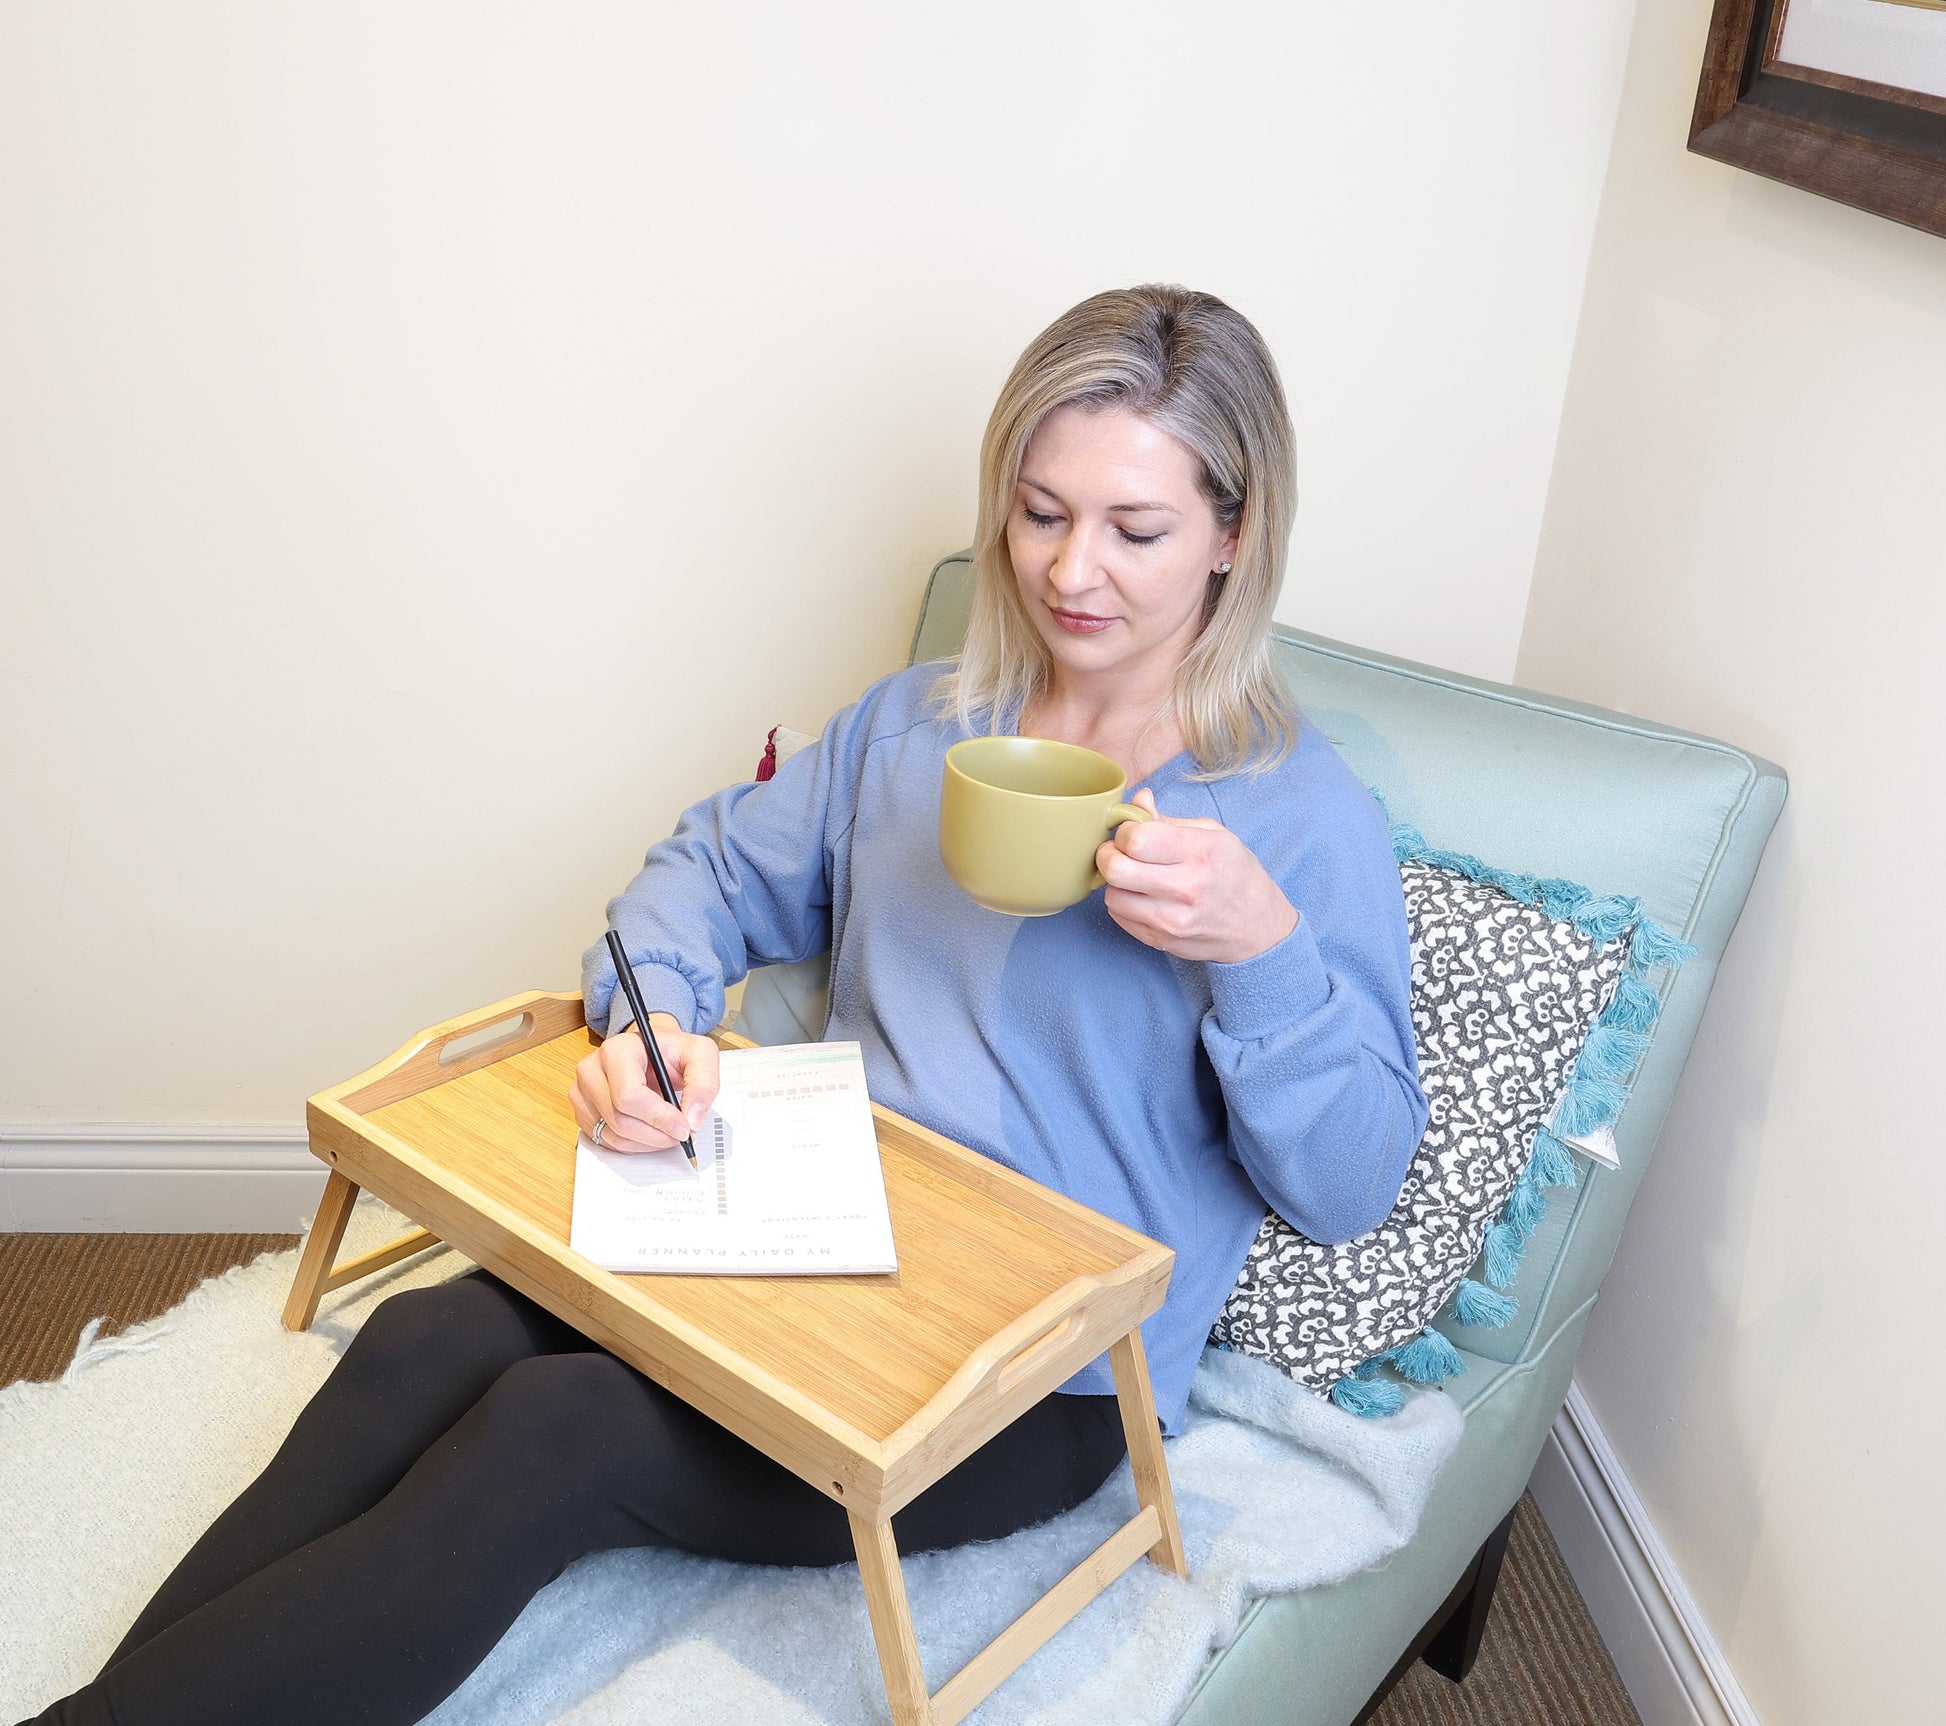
[0, 1200, 1462, 1725]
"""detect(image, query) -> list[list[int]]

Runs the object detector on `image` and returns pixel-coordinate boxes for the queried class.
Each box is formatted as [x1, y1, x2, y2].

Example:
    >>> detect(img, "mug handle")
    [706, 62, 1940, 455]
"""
[1088, 801, 1155, 893]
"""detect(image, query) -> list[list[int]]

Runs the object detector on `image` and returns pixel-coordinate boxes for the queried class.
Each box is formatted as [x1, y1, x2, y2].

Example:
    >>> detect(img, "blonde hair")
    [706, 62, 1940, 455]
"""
[936, 284, 1298, 777]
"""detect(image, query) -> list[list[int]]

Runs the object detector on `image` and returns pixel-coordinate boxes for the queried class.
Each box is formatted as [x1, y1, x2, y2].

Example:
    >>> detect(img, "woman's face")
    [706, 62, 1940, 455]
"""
[1008, 403, 1240, 695]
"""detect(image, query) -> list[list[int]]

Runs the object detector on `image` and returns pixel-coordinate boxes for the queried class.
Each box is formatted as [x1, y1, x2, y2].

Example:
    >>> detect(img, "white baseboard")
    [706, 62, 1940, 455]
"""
[0, 1124, 326, 1233]
[1529, 1383, 1760, 1726]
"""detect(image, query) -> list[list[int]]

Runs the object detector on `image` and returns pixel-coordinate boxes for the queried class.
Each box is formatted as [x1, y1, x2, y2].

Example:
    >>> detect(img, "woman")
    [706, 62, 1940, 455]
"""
[25, 285, 1427, 1726]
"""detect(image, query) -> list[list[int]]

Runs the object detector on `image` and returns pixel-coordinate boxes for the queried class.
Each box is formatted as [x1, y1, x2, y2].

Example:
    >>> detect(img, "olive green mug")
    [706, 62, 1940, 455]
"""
[939, 736, 1154, 916]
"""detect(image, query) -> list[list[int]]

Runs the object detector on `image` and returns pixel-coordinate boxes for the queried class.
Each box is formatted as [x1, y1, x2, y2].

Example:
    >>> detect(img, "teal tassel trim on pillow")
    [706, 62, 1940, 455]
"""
[1552, 1073, 1631, 1139]
[1330, 1373, 1407, 1418]
[1571, 894, 1643, 944]
[1452, 1277, 1519, 1329]
[1630, 919, 1695, 968]
[1482, 1218, 1526, 1289]
[1574, 1021, 1653, 1085]
[1603, 974, 1663, 1035]
[1503, 1169, 1547, 1235]
[1528, 1128, 1578, 1190]
[1326, 821, 1700, 1418]
[1538, 877, 1590, 922]
[1382, 1327, 1466, 1385]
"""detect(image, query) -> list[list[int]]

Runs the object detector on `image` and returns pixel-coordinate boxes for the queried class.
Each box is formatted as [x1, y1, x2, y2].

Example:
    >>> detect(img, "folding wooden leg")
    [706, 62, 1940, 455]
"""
[850, 1511, 931, 1726]
[1110, 1328, 1187, 1576]
[927, 1501, 1165, 1726]
[281, 1166, 447, 1332]
[281, 1169, 361, 1331]
[843, 1327, 1191, 1726]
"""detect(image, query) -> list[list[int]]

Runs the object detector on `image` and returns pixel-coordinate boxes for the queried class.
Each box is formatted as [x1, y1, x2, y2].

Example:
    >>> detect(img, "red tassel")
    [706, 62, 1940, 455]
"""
[755, 726, 779, 782]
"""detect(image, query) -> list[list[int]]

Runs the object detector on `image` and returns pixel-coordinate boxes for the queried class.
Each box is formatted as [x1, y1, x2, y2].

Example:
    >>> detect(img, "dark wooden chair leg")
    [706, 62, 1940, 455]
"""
[1351, 1501, 1519, 1722]
[1420, 1501, 1518, 1683]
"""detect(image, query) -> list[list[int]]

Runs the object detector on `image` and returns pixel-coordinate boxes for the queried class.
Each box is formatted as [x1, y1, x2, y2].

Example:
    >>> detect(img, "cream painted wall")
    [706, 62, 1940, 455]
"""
[0, 2, 1635, 1122]
[1518, 3, 1946, 1721]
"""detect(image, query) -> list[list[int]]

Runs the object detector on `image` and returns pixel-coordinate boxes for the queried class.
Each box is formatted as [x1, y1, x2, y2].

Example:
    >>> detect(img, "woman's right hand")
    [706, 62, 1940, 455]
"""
[571, 1012, 721, 1153]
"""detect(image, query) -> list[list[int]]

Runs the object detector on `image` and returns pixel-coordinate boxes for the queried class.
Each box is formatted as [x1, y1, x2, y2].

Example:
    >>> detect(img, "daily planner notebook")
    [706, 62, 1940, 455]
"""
[568, 1040, 898, 1275]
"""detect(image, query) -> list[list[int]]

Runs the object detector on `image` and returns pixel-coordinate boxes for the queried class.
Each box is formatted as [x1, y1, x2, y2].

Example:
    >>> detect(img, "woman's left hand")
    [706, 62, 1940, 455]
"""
[1095, 788, 1298, 964]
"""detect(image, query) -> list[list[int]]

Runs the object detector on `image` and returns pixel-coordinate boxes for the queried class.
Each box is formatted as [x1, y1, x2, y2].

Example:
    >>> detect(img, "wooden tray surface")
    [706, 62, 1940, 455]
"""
[298, 994, 1187, 1723]
[363, 1025, 1128, 1443]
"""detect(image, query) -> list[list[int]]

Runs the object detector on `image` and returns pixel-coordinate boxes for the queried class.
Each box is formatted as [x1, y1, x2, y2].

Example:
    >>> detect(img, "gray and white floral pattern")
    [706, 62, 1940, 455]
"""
[1210, 859, 1631, 1392]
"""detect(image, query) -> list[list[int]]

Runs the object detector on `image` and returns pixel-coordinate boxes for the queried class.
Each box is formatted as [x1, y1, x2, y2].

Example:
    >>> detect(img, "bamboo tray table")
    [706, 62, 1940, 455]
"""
[283, 991, 1185, 1726]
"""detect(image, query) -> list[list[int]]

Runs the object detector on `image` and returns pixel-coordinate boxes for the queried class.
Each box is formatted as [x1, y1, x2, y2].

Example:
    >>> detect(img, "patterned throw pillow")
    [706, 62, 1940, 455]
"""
[1210, 824, 1695, 1415]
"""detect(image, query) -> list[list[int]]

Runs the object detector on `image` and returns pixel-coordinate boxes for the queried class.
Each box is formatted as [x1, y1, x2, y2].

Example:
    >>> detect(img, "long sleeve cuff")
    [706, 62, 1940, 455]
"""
[593, 963, 704, 1040]
[1206, 914, 1332, 1042]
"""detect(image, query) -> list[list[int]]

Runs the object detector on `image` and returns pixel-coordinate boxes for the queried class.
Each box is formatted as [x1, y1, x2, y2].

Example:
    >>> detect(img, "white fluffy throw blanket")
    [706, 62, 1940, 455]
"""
[0, 1202, 1462, 1725]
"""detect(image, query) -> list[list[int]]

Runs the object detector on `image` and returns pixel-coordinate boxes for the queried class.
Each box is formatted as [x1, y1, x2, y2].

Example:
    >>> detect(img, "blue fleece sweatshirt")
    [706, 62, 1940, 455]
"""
[583, 662, 1427, 1432]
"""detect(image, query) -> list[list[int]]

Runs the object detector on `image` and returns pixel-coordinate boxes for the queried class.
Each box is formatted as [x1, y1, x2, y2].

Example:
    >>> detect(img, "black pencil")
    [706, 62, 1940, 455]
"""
[604, 928, 700, 1171]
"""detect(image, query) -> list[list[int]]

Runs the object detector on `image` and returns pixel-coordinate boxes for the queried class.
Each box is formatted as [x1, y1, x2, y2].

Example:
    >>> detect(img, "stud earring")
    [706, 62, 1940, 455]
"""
[1216, 562, 1232, 575]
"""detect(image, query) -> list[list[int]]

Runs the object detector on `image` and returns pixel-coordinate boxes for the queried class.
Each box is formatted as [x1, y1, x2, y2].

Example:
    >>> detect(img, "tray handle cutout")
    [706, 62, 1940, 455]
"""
[438, 1012, 535, 1068]
[338, 991, 589, 1112]
[996, 1311, 1086, 1398]
[907, 1255, 1159, 1459]
[939, 1276, 1107, 1422]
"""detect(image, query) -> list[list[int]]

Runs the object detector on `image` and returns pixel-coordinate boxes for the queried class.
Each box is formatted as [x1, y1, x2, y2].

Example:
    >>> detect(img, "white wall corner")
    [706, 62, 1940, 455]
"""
[0, 1123, 326, 1233]
[1528, 1382, 1760, 1726]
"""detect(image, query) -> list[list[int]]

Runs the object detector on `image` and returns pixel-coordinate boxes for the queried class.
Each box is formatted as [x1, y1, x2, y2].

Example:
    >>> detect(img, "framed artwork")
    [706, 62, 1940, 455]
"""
[1691, 0, 1946, 237]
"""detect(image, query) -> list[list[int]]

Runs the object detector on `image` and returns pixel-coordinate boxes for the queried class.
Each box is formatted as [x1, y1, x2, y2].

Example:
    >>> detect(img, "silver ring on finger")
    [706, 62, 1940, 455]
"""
[592, 1116, 607, 1148]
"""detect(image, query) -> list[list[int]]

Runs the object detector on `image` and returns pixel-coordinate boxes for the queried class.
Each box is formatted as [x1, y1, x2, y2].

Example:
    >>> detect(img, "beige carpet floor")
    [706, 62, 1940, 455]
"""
[0, 1232, 1640, 1726]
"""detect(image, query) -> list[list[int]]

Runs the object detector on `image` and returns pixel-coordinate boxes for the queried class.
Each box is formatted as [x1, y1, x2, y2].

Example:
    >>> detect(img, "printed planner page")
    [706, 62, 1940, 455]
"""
[568, 1041, 898, 1275]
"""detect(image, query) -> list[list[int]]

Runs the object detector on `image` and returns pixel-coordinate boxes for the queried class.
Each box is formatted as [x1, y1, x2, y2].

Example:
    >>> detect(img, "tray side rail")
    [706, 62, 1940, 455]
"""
[338, 990, 589, 1113]
[284, 991, 590, 1326]
[875, 1253, 1169, 1514]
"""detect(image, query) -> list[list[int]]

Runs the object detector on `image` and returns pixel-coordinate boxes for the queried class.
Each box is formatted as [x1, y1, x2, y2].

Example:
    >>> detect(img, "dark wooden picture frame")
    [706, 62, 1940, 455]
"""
[1691, 0, 1946, 237]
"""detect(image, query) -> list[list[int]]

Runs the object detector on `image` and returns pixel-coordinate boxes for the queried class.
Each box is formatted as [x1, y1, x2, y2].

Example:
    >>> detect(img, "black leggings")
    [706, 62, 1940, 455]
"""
[26, 1270, 1128, 1726]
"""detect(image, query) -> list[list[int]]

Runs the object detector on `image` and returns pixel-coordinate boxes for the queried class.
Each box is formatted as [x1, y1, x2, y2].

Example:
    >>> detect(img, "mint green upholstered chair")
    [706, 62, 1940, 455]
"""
[738, 552, 1788, 1725]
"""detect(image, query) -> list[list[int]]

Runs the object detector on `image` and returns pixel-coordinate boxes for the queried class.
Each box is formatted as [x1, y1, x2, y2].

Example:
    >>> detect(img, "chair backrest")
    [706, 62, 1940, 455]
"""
[911, 552, 1788, 1366]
